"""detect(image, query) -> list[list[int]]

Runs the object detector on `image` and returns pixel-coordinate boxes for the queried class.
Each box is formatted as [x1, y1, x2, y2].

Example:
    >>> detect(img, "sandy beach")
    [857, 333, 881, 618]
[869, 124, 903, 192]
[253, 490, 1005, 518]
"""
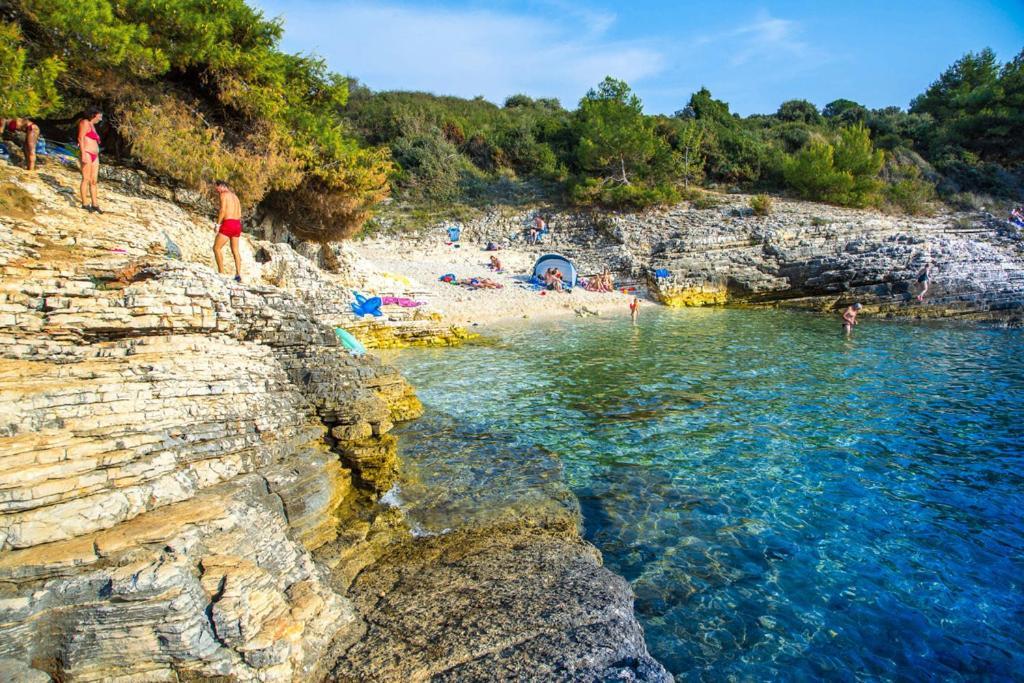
[348, 235, 651, 328]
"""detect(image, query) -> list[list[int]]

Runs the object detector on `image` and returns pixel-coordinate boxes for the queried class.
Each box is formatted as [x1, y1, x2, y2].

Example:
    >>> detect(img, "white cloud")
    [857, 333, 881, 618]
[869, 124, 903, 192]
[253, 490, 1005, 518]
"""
[695, 11, 820, 67]
[255, 0, 665, 107]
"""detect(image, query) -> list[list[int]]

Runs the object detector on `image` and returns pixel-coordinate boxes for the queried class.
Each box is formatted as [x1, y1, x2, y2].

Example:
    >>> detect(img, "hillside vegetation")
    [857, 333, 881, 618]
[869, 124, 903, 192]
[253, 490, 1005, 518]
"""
[2, 0, 1022, 238]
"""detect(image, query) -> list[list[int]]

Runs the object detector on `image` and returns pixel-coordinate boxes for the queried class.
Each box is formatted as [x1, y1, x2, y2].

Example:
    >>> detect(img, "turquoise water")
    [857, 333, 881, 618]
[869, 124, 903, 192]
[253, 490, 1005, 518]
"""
[388, 309, 1024, 680]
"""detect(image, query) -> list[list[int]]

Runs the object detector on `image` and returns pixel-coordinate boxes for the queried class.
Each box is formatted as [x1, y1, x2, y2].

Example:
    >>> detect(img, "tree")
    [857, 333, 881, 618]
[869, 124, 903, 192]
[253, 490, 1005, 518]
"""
[0, 22, 63, 116]
[784, 123, 883, 207]
[9, 0, 393, 241]
[575, 77, 660, 185]
[823, 99, 868, 124]
[776, 99, 821, 125]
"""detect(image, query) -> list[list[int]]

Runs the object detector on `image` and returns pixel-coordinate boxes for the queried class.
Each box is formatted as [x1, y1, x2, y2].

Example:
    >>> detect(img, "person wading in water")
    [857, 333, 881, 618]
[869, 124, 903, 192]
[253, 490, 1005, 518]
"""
[2, 117, 40, 170]
[77, 108, 104, 212]
[842, 302, 862, 335]
[213, 180, 243, 282]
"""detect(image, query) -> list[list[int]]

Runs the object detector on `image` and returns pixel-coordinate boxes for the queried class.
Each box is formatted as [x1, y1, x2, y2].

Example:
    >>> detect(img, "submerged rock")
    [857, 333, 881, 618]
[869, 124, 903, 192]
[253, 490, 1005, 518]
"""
[332, 521, 671, 682]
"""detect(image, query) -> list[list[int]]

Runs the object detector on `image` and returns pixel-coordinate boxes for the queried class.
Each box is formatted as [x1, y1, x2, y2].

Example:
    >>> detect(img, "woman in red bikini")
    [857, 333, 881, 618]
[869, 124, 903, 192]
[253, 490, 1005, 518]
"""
[76, 108, 103, 213]
[2, 118, 40, 170]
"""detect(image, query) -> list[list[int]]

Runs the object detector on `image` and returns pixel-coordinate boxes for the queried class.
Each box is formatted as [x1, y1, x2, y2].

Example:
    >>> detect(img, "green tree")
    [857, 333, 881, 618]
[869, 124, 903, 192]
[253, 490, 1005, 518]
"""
[575, 77, 661, 184]
[776, 99, 821, 125]
[0, 22, 63, 116]
[784, 123, 883, 206]
[823, 99, 868, 124]
[10, 0, 392, 241]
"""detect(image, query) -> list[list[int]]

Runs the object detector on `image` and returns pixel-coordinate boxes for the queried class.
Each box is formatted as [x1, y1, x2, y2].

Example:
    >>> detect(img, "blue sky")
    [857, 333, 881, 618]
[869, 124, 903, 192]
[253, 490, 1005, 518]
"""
[253, 0, 1024, 115]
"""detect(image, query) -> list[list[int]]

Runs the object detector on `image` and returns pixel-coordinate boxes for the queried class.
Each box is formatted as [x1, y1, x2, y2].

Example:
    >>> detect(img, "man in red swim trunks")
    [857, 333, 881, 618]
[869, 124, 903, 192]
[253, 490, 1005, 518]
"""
[213, 180, 243, 282]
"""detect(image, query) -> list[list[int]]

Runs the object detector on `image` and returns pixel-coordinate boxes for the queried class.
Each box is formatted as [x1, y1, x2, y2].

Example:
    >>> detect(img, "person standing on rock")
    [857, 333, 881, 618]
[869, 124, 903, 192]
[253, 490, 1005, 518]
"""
[77, 108, 103, 213]
[529, 215, 546, 245]
[213, 180, 243, 282]
[915, 262, 932, 302]
[2, 117, 40, 170]
[842, 303, 862, 335]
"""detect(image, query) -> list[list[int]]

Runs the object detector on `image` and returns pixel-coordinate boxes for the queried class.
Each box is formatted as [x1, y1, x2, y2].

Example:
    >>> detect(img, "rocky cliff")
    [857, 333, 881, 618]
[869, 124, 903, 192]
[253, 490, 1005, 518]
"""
[0, 164, 669, 681]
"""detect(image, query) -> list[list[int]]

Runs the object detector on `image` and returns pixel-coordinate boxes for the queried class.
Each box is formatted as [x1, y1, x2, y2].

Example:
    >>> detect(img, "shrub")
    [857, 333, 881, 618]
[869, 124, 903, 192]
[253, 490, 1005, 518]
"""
[810, 216, 831, 226]
[569, 177, 679, 210]
[690, 192, 722, 210]
[119, 94, 302, 207]
[884, 164, 936, 215]
[783, 124, 883, 207]
[750, 194, 773, 216]
[390, 124, 468, 203]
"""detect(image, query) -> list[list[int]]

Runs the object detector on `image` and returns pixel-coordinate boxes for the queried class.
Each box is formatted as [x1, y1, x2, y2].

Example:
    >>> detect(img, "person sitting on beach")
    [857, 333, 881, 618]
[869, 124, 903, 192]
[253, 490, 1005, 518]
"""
[544, 267, 564, 292]
[915, 262, 932, 302]
[528, 215, 546, 245]
[1011, 207, 1024, 228]
[489, 255, 503, 272]
[842, 302, 862, 335]
[2, 117, 40, 170]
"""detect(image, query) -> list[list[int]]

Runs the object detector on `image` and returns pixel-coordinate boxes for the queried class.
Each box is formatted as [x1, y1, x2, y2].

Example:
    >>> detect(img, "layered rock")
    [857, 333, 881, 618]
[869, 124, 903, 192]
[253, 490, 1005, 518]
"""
[0, 166, 420, 680]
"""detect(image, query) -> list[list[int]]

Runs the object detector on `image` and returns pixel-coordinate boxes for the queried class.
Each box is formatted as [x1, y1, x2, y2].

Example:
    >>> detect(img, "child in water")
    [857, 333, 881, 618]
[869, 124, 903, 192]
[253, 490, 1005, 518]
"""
[630, 297, 640, 325]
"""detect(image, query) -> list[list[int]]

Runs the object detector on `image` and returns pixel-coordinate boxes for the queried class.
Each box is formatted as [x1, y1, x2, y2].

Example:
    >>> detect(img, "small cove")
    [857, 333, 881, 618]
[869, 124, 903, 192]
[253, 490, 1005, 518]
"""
[387, 309, 1024, 680]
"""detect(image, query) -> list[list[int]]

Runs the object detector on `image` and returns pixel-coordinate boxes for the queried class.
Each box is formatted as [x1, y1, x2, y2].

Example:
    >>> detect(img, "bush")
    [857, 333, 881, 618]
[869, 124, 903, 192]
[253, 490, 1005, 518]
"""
[783, 124, 883, 207]
[810, 216, 831, 226]
[750, 194, 773, 216]
[119, 94, 302, 207]
[884, 164, 936, 215]
[690, 192, 722, 210]
[569, 177, 679, 210]
[390, 123, 469, 202]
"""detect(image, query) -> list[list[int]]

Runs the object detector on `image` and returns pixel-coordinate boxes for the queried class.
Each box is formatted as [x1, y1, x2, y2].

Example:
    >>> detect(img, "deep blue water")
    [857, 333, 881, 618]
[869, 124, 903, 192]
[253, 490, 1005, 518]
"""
[387, 308, 1024, 680]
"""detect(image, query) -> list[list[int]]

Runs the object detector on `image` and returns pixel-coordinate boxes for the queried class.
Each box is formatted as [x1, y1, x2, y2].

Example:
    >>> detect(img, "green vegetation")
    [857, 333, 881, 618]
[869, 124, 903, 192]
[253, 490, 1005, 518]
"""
[5, 0, 390, 243]
[2, 0, 1021, 233]
[750, 194, 773, 216]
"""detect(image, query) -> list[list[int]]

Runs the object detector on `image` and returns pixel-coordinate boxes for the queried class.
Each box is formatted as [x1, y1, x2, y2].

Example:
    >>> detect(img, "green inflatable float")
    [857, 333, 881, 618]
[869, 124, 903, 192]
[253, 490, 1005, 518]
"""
[334, 327, 367, 355]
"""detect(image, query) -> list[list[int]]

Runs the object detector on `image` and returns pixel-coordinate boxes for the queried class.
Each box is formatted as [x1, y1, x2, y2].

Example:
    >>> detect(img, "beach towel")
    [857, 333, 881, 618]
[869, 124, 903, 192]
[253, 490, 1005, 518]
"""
[382, 296, 424, 307]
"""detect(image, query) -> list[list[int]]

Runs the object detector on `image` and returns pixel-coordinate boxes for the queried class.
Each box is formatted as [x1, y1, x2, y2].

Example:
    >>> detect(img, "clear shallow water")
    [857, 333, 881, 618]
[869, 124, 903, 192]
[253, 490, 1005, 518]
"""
[388, 309, 1024, 680]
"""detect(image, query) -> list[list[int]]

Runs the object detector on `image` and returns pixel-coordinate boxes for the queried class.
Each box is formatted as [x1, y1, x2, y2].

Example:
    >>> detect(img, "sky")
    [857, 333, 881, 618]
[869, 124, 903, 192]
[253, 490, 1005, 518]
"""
[252, 0, 1024, 116]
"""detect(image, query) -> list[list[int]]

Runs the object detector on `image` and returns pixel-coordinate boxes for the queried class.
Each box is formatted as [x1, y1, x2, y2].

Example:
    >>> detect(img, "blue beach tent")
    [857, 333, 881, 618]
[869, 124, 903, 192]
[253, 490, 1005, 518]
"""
[532, 253, 578, 287]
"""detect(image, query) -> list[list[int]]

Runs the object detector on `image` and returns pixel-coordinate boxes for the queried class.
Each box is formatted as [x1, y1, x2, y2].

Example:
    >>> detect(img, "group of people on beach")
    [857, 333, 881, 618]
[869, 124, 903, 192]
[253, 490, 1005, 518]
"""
[543, 267, 566, 292]
[583, 269, 615, 292]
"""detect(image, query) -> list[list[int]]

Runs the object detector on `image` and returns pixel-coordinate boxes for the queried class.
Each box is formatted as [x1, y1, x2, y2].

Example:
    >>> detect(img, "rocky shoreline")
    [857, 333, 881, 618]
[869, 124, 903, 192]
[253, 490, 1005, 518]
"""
[0, 164, 668, 681]
[2, 160, 1022, 681]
